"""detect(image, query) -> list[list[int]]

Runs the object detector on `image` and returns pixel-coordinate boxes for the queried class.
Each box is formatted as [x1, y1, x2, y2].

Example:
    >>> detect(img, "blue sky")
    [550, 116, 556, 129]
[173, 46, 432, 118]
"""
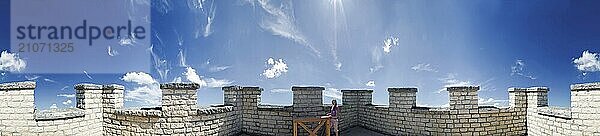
[1, 0, 600, 109]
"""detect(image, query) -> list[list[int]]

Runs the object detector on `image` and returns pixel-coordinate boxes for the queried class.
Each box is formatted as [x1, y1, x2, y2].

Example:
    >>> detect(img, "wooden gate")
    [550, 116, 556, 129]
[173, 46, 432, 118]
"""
[293, 117, 331, 136]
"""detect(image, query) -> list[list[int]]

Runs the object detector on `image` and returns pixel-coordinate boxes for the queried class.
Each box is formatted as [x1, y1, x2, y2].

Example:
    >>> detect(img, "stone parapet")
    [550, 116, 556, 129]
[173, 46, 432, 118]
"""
[570, 82, 600, 91]
[160, 82, 200, 90]
[0, 81, 35, 90]
[447, 86, 480, 110]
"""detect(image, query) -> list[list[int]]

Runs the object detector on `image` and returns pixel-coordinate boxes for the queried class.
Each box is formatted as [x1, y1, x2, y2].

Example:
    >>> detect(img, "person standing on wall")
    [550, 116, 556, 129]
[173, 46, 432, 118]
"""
[327, 99, 339, 136]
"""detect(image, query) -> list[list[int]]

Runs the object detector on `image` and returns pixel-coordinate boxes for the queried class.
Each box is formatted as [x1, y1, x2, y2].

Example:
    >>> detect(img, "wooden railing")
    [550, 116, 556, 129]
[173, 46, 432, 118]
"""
[293, 117, 331, 136]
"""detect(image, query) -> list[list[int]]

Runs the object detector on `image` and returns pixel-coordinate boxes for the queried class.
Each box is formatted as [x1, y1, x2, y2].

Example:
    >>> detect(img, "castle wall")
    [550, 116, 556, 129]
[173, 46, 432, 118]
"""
[348, 86, 527, 135]
[526, 83, 600, 135]
[1, 80, 600, 136]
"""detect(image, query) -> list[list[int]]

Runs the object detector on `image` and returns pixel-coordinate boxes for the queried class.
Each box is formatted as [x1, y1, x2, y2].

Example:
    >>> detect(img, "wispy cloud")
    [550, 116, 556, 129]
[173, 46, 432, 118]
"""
[178, 49, 188, 67]
[149, 44, 170, 80]
[205, 78, 233, 88]
[83, 70, 93, 80]
[511, 59, 536, 80]
[253, 0, 320, 55]
[573, 50, 600, 76]
[438, 73, 474, 93]
[57, 94, 75, 98]
[411, 63, 438, 72]
[60, 86, 69, 91]
[370, 48, 384, 73]
[204, 2, 216, 37]
[174, 29, 184, 46]
[270, 88, 291, 93]
[153, 0, 173, 15]
[0, 51, 26, 72]
[172, 77, 182, 83]
[43, 78, 57, 83]
[323, 88, 342, 100]
[262, 57, 288, 79]
[365, 80, 375, 87]
[25, 75, 40, 80]
[438, 73, 496, 93]
[478, 97, 508, 107]
[209, 66, 230, 72]
[417, 103, 450, 107]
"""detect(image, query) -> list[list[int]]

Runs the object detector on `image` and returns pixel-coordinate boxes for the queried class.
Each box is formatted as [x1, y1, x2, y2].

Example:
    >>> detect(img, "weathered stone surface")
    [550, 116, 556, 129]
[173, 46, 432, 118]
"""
[159, 83, 200, 90]
[75, 83, 103, 90]
[0, 81, 35, 90]
[35, 108, 86, 121]
[387, 88, 417, 93]
[571, 82, 600, 91]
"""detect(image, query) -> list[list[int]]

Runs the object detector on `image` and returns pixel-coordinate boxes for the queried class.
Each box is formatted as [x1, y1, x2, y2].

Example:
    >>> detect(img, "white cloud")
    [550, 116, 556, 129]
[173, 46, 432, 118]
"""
[205, 78, 233, 88]
[121, 72, 161, 106]
[183, 67, 232, 88]
[365, 80, 375, 87]
[323, 88, 342, 100]
[440, 73, 473, 87]
[57, 94, 75, 98]
[184, 67, 207, 86]
[382, 36, 399, 53]
[262, 58, 288, 79]
[438, 73, 496, 93]
[417, 103, 449, 107]
[438, 73, 474, 93]
[49, 104, 58, 109]
[122, 72, 158, 85]
[573, 50, 600, 74]
[254, 0, 319, 55]
[511, 59, 536, 80]
[478, 97, 508, 107]
[62, 99, 72, 105]
[270, 88, 291, 93]
[124, 85, 162, 106]
[0, 51, 26, 72]
[411, 63, 437, 72]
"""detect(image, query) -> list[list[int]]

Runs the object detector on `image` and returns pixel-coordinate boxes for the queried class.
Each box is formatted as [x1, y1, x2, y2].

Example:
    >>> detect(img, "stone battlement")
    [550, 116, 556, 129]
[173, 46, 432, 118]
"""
[1, 81, 600, 135]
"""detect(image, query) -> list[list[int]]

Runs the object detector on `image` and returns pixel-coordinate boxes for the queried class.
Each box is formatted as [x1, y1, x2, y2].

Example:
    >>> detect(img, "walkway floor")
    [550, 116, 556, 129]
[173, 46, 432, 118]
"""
[239, 126, 385, 136]
[343, 127, 386, 136]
